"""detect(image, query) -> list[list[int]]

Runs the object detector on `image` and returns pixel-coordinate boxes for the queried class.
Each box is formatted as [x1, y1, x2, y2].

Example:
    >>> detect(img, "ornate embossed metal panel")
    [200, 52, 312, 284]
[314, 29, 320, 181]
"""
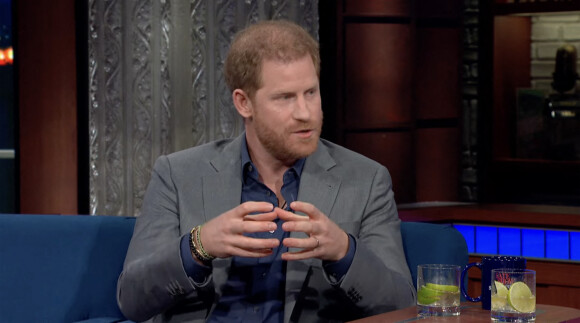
[88, 0, 319, 216]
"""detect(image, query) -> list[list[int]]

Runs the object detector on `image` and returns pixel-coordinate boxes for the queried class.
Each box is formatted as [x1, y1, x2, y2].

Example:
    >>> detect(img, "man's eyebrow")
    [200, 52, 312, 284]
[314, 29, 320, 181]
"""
[272, 91, 295, 97]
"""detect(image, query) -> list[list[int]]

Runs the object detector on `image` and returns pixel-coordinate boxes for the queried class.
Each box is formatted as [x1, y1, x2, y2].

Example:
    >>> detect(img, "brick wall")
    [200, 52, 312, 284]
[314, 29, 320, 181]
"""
[530, 14, 580, 92]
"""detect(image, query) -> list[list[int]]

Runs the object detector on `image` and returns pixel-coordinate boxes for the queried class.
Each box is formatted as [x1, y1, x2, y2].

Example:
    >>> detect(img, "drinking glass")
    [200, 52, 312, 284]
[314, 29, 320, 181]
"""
[417, 264, 461, 317]
[491, 269, 536, 322]
[461, 255, 526, 309]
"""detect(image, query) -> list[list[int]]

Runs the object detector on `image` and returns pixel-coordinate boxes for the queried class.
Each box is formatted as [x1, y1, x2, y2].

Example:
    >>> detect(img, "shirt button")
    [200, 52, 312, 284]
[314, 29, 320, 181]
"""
[261, 272, 267, 278]
[248, 165, 253, 172]
[254, 306, 260, 313]
[266, 191, 271, 196]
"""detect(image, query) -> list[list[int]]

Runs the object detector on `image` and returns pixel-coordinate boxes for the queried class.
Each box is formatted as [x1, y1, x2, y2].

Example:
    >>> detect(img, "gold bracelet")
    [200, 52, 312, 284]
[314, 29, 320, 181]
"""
[195, 225, 215, 261]
[189, 226, 213, 265]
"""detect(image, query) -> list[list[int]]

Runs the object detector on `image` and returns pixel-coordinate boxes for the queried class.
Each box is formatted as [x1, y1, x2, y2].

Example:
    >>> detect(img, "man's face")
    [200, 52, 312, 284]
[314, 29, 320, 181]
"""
[247, 55, 323, 163]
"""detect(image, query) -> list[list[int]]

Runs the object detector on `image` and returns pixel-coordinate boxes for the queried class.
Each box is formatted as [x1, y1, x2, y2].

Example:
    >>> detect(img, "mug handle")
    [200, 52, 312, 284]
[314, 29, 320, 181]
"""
[461, 262, 482, 302]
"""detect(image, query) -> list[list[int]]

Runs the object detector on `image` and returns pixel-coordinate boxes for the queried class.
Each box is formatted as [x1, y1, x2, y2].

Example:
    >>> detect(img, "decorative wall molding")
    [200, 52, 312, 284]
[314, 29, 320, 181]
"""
[460, 0, 480, 202]
[88, 0, 319, 216]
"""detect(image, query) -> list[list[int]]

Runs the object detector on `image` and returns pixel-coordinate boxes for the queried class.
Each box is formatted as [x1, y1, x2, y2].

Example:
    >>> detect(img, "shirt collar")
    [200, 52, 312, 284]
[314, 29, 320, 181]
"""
[241, 136, 306, 181]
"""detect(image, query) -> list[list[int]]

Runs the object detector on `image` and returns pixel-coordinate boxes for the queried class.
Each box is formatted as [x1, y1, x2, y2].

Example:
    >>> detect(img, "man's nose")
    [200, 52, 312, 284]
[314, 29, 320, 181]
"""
[292, 95, 311, 120]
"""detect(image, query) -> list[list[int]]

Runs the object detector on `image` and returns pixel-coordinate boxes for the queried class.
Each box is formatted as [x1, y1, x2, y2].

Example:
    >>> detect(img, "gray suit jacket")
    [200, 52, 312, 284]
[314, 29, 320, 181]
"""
[117, 134, 415, 322]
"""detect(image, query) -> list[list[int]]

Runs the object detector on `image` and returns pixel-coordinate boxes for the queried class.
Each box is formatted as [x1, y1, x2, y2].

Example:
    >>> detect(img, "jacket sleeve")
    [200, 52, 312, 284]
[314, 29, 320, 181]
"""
[333, 165, 416, 315]
[116, 156, 214, 322]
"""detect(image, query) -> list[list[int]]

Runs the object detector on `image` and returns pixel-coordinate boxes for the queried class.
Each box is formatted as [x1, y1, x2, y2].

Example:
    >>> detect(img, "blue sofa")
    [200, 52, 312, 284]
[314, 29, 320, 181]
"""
[0, 214, 135, 323]
[0, 214, 467, 323]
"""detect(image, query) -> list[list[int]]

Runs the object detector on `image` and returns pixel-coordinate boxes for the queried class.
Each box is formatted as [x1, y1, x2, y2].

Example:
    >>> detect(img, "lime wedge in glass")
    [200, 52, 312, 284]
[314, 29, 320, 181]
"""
[417, 285, 444, 305]
[508, 281, 536, 313]
[491, 281, 509, 310]
[495, 281, 509, 297]
[426, 282, 459, 293]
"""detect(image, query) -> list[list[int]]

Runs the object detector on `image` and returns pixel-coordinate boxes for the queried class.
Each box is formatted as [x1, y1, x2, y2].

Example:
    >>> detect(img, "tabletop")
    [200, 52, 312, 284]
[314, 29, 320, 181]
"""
[350, 303, 580, 322]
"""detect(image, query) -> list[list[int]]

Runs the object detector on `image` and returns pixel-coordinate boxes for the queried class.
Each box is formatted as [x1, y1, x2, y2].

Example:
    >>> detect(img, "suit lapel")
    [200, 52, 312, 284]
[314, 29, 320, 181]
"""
[202, 135, 244, 296]
[202, 135, 244, 222]
[285, 142, 341, 322]
[202, 169, 241, 221]
[296, 161, 340, 219]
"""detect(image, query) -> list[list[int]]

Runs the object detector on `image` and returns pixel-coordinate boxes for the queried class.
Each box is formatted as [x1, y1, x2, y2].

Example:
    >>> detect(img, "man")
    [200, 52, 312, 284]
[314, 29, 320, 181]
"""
[117, 20, 415, 323]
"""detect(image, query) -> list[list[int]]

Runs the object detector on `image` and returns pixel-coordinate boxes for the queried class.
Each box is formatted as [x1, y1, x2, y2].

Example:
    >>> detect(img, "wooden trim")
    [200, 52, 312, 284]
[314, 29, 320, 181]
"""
[16, 0, 78, 214]
[493, 1, 580, 15]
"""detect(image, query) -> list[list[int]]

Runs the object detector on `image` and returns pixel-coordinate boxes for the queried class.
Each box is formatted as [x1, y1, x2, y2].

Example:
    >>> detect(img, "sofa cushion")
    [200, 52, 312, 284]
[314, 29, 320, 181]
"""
[0, 214, 135, 323]
[74, 319, 134, 323]
[400, 221, 469, 290]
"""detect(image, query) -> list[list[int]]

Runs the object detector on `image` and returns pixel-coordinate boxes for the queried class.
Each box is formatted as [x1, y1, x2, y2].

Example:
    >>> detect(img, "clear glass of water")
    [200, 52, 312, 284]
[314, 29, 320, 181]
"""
[491, 269, 536, 322]
[417, 264, 461, 317]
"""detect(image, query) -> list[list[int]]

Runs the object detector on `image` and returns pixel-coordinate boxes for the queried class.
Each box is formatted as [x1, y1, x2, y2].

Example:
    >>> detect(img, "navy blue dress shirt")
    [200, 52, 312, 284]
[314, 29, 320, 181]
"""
[180, 137, 356, 322]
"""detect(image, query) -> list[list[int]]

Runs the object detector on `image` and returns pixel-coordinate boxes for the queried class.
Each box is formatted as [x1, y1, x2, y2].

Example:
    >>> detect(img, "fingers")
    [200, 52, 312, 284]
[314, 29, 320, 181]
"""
[274, 204, 310, 230]
[236, 201, 278, 233]
[243, 210, 277, 222]
[276, 207, 314, 234]
[313, 236, 320, 248]
[203, 201, 338, 260]
[281, 218, 313, 233]
[199, 201, 278, 258]
[221, 234, 281, 258]
[241, 209, 278, 234]
[276, 203, 319, 255]
[275, 208, 307, 222]
[282, 236, 319, 250]
[288, 201, 321, 219]
[281, 236, 320, 261]
[241, 220, 277, 233]
[235, 235, 280, 249]
[236, 201, 276, 218]
[276, 201, 350, 261]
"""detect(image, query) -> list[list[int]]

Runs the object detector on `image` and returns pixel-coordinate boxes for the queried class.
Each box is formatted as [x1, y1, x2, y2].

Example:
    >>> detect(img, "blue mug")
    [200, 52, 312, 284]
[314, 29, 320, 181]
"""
[460, 256, 526, 310]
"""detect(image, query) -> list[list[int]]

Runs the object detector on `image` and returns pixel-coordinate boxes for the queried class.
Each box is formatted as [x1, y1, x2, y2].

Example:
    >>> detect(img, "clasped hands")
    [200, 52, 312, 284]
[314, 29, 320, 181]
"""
[198, 201, 349, 262]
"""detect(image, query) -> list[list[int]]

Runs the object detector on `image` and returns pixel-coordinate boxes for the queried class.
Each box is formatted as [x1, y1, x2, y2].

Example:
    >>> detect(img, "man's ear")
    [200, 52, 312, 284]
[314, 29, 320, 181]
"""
[232, 89, 252, 118]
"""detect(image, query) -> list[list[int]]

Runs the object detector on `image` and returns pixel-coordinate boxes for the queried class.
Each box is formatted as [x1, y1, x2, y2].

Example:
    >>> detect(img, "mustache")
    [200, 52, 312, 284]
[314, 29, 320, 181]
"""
[289, 121, 323, 132]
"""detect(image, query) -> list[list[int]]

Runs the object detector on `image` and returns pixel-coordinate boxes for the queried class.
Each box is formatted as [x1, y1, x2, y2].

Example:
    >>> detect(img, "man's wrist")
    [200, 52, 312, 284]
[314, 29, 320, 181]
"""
[189, 225, 215, 266]
[338, 230, 350, 260]
[323, 234, 356, 284]
[180, 234, 212, 283]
